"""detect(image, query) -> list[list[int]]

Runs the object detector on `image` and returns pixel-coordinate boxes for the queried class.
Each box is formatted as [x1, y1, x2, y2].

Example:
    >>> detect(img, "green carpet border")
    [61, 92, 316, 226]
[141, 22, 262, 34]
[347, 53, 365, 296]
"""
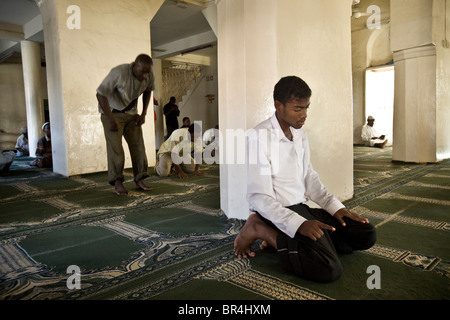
[345, 159, 450, 209]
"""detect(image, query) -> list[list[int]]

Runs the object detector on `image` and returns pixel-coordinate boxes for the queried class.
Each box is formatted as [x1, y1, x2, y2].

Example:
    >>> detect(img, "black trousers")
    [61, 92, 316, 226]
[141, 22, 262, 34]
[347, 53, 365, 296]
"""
[259, 204, 376, 283]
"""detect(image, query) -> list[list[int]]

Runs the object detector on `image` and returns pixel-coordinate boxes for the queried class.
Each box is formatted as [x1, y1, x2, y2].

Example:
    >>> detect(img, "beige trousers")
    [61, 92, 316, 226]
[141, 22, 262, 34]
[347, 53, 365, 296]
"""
[101, 113, 148, 185]
[154, 152, 196, 177]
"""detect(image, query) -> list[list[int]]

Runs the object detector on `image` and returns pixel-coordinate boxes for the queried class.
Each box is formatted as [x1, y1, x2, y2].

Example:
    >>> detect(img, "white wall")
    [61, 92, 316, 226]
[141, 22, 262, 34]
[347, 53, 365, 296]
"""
[351, 0, 392, 145]
[0, 64, 27, 150]
[217, 0, 278, 219]
[178, 50, 219, 133]
[39, 0, 164, 176]
[433, 0, 450, 160]
[0, 61, 48, 151]
[276, 0, 355, 204]
[217, 0, 354, 219]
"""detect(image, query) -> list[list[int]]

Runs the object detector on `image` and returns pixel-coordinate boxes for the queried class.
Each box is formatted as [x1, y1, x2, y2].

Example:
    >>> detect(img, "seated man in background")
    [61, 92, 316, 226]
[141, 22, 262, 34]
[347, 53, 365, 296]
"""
[15, 127, 29, 156]
[30, 122, 52, 168]
[361, 116, 388, 148]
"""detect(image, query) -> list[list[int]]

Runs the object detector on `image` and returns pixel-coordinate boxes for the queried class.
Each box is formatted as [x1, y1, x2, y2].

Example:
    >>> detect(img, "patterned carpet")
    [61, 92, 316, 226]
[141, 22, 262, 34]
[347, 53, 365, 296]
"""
[0, 146, 449, 300]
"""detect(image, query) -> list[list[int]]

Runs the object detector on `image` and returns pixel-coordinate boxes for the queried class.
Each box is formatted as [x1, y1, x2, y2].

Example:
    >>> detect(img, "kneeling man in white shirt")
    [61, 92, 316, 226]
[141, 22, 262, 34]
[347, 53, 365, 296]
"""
[234, 76, 376, 283]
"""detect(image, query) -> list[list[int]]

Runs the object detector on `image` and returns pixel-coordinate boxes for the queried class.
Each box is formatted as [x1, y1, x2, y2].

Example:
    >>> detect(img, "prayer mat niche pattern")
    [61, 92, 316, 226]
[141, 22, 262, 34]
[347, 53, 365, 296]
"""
[0, 163, 241, 300]
[144, 147, 449, 301]
[1, 147, 450, 300]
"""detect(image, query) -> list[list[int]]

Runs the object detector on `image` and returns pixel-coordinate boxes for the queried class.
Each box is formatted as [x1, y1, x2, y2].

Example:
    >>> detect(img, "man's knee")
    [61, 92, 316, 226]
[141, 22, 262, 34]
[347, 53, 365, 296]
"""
[155, 168, 170, 177]
[360, 222, 377, 250]
[346, 220, 377, 251]
[155, 163, 171, 177]
[286, 253, 342, 283]
[278, 235, 343, 283]
[301, 247, 343, 283]
[315, 258, 343, 283]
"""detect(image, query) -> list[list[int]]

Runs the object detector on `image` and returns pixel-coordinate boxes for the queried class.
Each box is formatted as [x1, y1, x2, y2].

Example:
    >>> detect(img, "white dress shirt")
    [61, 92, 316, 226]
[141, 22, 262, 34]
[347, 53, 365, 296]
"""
[247, 113, 344, 238]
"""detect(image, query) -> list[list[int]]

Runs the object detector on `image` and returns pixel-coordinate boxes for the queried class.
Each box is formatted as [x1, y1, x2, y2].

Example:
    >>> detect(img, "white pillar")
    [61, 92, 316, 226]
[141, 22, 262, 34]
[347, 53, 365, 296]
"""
[390, 0, 445, 163]
[21, 40, 45, 158]
[392, 46, 437, 163]
[217, 0, 278, 220]
[153, 59, 165, 150]
[39, 0, 164, 176]
[217, 0, 354, 220]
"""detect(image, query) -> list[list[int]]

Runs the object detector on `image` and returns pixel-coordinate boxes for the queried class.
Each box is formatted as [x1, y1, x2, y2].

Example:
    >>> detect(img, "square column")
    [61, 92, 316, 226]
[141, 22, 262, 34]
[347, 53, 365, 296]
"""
[38, 0, 164, 176]
[390, 0, 450, 163]
[392, 46, 437, 163]
[20, 40, 45, 157]
[217, 0, 354, 219]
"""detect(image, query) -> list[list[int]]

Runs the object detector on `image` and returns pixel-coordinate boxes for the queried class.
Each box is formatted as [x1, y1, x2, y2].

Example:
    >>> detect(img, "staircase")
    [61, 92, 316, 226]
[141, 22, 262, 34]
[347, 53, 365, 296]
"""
[160, 63, 203, 109]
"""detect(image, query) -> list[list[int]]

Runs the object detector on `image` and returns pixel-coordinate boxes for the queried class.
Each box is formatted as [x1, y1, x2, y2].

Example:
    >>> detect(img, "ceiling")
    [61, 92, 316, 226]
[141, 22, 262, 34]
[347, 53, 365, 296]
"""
[0, 0, 43, 62]
[151, 0, 212, 48]
[0, 0, 389, 63]
[0, 0, 215, 63]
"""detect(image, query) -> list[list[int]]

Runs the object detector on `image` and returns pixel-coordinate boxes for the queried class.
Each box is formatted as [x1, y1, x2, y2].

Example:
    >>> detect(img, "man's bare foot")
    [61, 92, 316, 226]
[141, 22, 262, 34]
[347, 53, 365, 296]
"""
[375, 140, 388, 148]
[115, 180, 129, 195]
[234, 214, 278, 259]
[136, 179, 152, 191]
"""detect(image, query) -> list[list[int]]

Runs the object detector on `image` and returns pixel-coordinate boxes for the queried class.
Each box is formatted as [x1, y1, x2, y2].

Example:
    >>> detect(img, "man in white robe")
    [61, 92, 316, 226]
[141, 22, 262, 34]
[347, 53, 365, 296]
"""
[361, 116, 387, 148]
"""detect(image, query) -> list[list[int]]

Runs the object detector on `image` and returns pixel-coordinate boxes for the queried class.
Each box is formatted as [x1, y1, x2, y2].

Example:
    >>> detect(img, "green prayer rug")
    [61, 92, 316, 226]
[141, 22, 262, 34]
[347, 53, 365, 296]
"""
[0, 147, 449, 300]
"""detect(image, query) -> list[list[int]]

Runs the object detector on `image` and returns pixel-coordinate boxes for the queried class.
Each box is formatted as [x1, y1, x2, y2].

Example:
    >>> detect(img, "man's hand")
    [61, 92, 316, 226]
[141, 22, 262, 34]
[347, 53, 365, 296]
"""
[194, 170, 205, 176]
[97, 93, 119, 132]
[334, 208, 369, 227]
[109, 118, 119, 132]
[174, 165, 188, 179]
[177, 171, 188, 179]
[135, 114, 146, 126]
[298, 220, 335, 241]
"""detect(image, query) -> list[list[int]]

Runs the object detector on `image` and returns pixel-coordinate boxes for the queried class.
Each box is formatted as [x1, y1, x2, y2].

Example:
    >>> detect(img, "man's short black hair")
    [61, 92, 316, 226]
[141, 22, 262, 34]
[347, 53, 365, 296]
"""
[273, 76, 312, 105]
[135, 54, 153, 66]
[188, 123, 202, 134]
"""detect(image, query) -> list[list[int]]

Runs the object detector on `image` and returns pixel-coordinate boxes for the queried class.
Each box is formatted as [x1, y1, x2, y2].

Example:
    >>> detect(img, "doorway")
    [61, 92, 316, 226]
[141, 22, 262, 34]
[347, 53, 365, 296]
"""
[365, 65, 394, 145]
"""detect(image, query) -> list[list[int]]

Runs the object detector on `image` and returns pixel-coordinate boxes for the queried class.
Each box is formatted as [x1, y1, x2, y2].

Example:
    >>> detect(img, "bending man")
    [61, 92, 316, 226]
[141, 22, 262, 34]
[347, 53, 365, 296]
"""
[97, 54, 154, 195]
